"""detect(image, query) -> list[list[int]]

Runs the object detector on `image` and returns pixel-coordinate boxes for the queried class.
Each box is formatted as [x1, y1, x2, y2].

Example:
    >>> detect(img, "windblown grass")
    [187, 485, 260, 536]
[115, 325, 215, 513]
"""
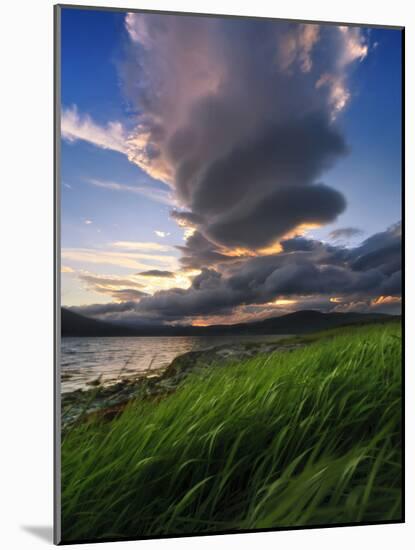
[61, 321, 402, 541]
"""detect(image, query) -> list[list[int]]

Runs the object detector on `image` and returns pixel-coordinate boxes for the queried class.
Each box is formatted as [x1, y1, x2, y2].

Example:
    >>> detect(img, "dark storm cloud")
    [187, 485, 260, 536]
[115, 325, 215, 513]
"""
[281, 236, 328, 253]
[205, 183, 346, 249]
[176, 231, 236, 270]
[138, 270, 175, 278]
[282, 224, 401, 276]
[168, 100, 348, 251]
[120, 16, 369, 256]
[189, 115, 346, 216]
[184, 115, 347, 249]
[349, 222, 401, 273]
[378, 270, 401, 296]
[74, 222, 401, 323]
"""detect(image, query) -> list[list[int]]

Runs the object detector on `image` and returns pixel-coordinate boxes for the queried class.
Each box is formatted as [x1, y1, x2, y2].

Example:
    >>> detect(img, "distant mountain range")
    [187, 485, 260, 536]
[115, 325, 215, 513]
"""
[61, 307, 397, 338]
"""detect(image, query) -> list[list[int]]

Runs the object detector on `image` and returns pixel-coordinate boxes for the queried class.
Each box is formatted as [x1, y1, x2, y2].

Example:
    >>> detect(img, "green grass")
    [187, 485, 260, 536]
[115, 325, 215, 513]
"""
[61, 321, 402, 541]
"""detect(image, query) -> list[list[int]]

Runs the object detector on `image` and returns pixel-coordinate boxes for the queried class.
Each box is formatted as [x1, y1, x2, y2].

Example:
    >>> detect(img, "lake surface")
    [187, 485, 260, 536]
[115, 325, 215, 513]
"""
[61, 334, 290, 393]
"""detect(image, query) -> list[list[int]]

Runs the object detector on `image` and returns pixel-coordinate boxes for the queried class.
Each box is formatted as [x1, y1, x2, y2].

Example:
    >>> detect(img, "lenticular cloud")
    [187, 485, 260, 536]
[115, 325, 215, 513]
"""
[121, 15, 368, 253]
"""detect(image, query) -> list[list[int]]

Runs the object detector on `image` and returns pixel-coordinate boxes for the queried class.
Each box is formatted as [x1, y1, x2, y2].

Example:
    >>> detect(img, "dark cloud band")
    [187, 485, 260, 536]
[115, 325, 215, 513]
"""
[75, 223, 401, 322]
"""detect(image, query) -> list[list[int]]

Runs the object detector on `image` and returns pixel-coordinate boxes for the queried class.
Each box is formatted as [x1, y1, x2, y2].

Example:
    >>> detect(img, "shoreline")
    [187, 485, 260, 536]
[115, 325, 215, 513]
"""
[61, 317, 400, 429]
[61, 337, 304, 428]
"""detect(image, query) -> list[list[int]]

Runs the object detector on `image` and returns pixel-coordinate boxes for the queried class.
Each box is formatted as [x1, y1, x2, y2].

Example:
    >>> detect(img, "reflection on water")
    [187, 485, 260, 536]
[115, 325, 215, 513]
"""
[61, 334, 289, 392]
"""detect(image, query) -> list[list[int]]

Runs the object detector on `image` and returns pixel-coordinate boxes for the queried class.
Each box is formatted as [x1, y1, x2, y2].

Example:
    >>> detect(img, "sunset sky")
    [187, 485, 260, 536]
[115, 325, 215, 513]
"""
[60, 8, 402, 326]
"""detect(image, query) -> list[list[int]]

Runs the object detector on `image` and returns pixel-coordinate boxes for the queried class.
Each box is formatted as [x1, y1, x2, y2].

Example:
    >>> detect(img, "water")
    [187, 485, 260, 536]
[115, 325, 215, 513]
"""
[61, 334, 290, 393]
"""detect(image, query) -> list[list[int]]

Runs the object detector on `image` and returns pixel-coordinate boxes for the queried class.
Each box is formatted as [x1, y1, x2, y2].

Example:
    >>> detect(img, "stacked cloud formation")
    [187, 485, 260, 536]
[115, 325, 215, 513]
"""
[121, 15, 370, 253]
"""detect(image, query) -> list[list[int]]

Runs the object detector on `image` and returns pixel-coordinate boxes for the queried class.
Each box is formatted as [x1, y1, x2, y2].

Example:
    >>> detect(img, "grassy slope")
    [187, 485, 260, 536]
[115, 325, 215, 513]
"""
[61, 321, 402, 541]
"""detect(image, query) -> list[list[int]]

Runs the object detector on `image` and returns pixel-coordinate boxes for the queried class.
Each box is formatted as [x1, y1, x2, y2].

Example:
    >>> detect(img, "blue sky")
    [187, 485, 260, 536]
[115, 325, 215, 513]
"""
[314, 27, 402, 240]
[60, 8, 402, 323]
[61, 9, 181, 254]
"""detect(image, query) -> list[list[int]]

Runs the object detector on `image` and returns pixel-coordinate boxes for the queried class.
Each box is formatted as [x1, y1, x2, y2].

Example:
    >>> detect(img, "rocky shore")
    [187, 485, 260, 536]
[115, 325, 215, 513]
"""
[61, 338, 304, 429]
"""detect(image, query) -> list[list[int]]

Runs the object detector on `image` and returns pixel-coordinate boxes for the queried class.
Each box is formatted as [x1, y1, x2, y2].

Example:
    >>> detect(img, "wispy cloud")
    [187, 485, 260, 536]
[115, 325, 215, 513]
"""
[87, 178, 174, 206]
[61, 106, 171, 183]
[62, 247, 178, 271]
[277, 23, 320, 73]
[338, 26, 369, 67]
[78, 271, 148, 302]
[62, 105, 127, 154]
[316, 27, 368, 118]
[111, 241, 172, 252]
[79, 273, 144, 289]
[70, 267, 193, 303]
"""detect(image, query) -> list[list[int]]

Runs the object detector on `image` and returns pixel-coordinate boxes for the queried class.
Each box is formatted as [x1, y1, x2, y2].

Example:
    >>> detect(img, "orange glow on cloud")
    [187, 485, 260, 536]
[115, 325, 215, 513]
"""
[258, 223, 321, 255]
[212, 222, 323, 260]
[372, 295, 401, 306]
[175, 218, 323, 264]
[191, 320, 210, 327]
[287, 222, 322, 236]
[272, 298, 297, 306]
[220, 247, 257, 258]
[257, 242, 284, 255]
[190, 299, 298, 327]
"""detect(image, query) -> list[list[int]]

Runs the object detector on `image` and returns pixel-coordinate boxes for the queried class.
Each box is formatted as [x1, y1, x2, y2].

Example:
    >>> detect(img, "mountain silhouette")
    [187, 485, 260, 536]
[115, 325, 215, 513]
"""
[61, 307, 396, 337]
